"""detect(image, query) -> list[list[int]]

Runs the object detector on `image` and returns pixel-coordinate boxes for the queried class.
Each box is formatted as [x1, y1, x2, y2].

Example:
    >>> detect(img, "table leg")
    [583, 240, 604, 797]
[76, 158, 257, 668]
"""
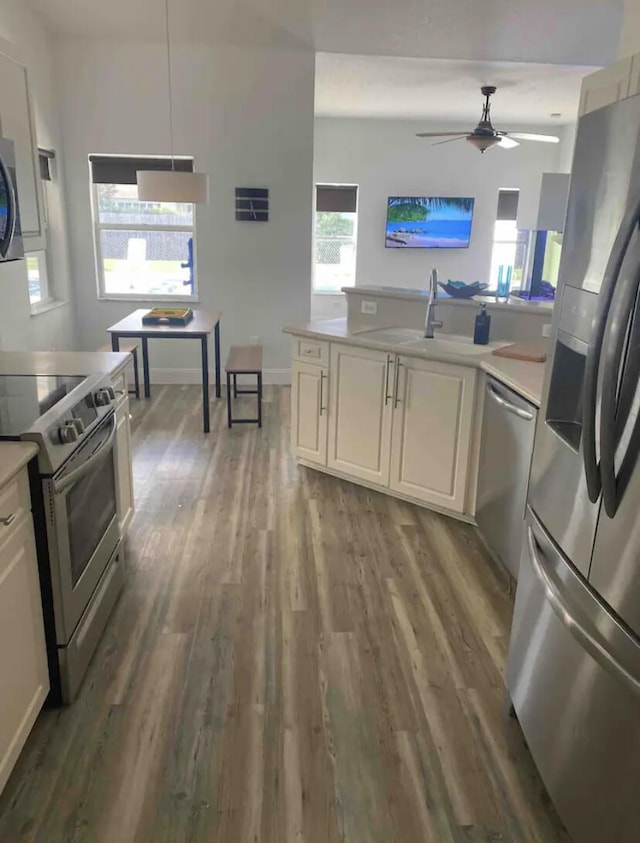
[201, 335, 210, 434]
[132, 348, 141, 400]
[142, 337, 151, 398]
[111, 333, 120, 352]
[214, 322, 221, 399]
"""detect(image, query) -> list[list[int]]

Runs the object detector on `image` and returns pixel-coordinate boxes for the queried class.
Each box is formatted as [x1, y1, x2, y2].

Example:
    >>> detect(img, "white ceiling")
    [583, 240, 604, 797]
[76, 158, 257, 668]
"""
[315, 54, 595, 125]
[27, 0, 622, 67]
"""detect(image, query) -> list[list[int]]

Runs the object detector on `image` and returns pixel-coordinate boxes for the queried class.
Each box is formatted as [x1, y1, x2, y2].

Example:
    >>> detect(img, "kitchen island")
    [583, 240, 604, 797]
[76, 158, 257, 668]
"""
[284, 317, 546, 520]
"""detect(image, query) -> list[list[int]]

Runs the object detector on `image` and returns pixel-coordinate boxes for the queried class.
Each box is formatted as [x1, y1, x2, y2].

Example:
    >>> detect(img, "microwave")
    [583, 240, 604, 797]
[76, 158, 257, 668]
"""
[0, 137, 23, 261]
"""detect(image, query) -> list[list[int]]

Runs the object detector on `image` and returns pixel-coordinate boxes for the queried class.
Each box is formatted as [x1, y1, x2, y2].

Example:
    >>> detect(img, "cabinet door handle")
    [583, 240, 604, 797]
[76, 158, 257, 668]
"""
[319, 370, 328, 415]
[394, 359, 403, 408]
[0, 513, 16, 526]
[384, 355, 393, 405]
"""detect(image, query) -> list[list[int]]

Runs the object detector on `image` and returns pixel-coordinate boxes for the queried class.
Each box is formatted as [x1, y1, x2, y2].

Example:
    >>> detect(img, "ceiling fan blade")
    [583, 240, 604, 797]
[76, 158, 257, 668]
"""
[432, 136, 467, 146]
[498, 136, 520, 149]
[416, 131, 469, 138]
[507, 132, 560, 143]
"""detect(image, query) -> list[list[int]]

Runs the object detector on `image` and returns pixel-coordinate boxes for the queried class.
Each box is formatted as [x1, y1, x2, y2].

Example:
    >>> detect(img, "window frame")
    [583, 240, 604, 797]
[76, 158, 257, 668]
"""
[312, 184, 359, 295]
[90, 177, 199, 303]
[489, 189, 525, 292]
[29, 155, 60, 315]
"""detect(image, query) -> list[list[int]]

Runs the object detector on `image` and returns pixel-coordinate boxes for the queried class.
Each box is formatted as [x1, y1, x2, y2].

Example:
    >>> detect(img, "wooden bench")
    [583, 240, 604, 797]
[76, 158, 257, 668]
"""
[225, 345, 263, 428]
[98, 339, 141, 399]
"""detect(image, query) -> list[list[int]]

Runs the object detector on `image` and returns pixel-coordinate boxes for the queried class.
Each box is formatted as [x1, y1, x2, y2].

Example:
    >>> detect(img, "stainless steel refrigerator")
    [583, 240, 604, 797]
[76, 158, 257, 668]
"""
[507, 93, 640, 843]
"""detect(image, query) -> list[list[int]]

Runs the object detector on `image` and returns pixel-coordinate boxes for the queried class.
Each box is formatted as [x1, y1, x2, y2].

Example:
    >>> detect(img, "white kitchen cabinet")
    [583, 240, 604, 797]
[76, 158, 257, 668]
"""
[578, 58, 633, 117]
[0, 46, 42, 238]
[291, 361, 328, 466]
[115, 394, 134, 533]
[0, 471, 49, 795]
[327, 344, 393, 486]
[389, 356, 476, 513]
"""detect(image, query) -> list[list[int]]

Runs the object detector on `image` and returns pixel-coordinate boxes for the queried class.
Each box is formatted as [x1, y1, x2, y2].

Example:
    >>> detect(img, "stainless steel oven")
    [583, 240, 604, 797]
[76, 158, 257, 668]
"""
[43, 412, 119, 637]
[0, 372, 128, 703]
[40, 409, 124, 702]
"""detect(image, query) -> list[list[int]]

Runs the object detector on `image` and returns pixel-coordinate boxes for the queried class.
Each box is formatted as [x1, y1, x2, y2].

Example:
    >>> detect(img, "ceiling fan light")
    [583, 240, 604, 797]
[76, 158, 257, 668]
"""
[136, 169, 209, 203]
[466, 134, 501, 153]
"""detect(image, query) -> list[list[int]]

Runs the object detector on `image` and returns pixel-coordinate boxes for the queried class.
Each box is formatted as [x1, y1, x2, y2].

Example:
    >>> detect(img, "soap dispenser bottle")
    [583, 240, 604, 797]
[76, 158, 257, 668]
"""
[474, 304, 491, 345]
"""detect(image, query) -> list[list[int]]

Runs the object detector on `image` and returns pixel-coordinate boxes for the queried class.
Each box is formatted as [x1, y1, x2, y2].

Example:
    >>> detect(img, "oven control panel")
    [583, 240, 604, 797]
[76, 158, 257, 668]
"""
[94, 387, 116, 406]
[21, 373, 117, 476]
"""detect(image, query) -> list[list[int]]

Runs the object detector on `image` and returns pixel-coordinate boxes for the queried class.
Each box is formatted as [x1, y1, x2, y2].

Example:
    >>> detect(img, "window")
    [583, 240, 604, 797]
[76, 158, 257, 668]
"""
[89, 155, 196, 300]
[489, 189, 528, 292]
[28, 148, 55, 312]
[313, 184, 358, 293]
[27, 250, 50, 306]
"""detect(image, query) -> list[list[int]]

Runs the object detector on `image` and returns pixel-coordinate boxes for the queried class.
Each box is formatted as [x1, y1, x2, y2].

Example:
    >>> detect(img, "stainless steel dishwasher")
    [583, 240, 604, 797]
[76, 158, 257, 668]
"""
[476, 376, 538, 580]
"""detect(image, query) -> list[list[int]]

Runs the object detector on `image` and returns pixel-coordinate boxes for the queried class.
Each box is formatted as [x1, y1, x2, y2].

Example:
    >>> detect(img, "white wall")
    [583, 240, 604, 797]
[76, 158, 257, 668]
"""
[619, 0, 640, 57]
[0, 0, 74, 351]
[57, 38, 315, 382]
[312, 117, 575, 319]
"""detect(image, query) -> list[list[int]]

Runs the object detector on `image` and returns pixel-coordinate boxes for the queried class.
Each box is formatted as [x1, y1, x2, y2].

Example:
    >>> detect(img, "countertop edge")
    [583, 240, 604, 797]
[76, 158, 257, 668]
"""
[0, 442, 39, 487]
[0, 351, 131, 378]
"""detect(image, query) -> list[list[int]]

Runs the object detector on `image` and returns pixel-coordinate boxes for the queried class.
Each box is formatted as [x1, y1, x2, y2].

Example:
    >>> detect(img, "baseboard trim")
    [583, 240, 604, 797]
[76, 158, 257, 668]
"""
[296, 458, 476, 525]
[149, 367, 291, 386]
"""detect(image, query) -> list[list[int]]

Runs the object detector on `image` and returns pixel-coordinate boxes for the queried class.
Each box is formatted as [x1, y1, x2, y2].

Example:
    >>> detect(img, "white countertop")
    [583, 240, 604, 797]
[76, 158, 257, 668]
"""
[0, 441, 38, 487]
[344, 285, 555, 315]
[481, 357, 545, 407]
[285, 318, 506, 365]
[0, 350, 131, 377]
[284, 318, 545, 407]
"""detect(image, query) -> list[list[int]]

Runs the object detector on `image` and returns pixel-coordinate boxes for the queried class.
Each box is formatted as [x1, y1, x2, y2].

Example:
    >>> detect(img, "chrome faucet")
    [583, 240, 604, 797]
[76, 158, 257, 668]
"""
[424, 268, 443, 338]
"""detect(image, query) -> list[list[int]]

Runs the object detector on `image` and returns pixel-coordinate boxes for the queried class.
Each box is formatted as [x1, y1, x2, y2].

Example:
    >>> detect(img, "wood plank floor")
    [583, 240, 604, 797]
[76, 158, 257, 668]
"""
[0, 386, 569, 843]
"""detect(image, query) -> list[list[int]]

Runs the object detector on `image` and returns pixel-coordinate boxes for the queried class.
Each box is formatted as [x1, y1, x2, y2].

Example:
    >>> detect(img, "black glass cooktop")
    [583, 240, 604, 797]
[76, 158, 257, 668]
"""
[0, 374, 86, 437]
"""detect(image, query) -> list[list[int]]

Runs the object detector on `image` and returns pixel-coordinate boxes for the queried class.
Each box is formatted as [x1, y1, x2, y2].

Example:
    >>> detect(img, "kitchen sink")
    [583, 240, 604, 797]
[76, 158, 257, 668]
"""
[403, 335, 504, 356]
[354, 327, 424, 344]
[355, 327, 504, 356]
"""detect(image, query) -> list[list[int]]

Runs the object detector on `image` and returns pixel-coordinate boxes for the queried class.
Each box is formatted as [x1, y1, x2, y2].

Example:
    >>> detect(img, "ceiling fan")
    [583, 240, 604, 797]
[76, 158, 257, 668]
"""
[416, 85, 560, 153]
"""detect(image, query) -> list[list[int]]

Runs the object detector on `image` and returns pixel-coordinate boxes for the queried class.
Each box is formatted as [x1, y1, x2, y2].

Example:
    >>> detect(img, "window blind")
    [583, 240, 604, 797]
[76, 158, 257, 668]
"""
[38, 148, 55, 181]
[496, 189, 519, 221]
[89, 155, 194, 185]
[316, 185, 358, 214]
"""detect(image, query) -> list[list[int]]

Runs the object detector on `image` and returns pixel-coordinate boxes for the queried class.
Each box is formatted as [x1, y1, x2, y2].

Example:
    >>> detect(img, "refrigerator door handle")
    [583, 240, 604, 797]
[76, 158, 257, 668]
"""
[526, 523, 640, 698]
[583, 197, 640, 504]
[599, 223, 640, 518]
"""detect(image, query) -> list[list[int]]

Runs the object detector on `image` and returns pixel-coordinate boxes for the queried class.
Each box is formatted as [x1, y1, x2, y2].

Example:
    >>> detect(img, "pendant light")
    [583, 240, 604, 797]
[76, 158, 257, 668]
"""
[136, 0, 208, 203]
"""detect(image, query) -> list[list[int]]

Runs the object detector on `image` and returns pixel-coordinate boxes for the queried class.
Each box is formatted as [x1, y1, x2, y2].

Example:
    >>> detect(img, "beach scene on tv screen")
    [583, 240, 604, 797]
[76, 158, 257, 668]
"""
[386, 196, 474, 249]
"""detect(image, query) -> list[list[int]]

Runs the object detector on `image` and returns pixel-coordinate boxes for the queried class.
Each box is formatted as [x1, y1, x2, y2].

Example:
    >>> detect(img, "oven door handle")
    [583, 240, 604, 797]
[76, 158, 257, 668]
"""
[54, 418, 117, 494]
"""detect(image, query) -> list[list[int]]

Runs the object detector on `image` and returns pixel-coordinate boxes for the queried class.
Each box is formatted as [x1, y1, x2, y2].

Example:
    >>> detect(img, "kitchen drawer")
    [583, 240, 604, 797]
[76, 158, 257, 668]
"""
[292, 337, 329, 367]
[0, 470, 31, 546]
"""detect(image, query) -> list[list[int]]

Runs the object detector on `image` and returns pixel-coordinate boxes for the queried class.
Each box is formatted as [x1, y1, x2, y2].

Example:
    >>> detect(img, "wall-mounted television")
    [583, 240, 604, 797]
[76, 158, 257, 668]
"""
[385, 196, 475, 249]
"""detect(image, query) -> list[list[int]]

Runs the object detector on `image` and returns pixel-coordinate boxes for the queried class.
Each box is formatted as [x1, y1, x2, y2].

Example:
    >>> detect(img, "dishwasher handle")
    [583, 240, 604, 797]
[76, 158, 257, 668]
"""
[486, 382, 535, 421]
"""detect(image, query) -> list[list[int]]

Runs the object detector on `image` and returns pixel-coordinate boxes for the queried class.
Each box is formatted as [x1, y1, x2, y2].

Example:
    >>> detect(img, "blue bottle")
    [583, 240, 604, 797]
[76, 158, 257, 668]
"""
[497, 265, 511, 299]
[474, 304, 491, 345]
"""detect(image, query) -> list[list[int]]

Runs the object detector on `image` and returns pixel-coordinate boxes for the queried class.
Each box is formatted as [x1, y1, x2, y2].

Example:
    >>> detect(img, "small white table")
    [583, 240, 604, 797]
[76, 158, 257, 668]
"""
[107, 309, 222, 433]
